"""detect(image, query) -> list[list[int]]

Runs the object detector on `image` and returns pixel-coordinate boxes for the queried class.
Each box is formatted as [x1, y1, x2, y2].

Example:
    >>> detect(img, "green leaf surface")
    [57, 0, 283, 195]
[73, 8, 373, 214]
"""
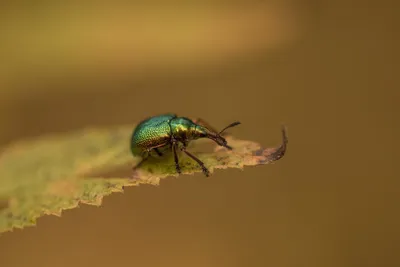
[0, 124, 288, 234]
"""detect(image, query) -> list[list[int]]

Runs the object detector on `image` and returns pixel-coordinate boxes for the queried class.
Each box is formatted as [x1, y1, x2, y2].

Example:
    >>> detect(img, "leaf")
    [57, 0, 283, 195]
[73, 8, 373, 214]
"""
[0, 124, 288, 234]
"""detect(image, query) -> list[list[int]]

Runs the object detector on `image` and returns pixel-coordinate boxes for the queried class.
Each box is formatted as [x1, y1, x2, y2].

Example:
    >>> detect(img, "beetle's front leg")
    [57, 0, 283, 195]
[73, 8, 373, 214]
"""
[180, 146, 210, 177]
[171, 138, 181, 175]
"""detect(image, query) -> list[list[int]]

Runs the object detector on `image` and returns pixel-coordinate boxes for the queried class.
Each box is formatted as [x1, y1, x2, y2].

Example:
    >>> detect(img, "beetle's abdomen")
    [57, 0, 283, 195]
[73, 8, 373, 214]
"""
[133, 123, 170, 147]
[130, 114, 176, 156]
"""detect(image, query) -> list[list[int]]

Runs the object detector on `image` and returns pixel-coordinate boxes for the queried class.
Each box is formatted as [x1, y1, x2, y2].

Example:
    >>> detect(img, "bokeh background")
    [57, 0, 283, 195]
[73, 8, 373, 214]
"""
[0, 1, 398, 267]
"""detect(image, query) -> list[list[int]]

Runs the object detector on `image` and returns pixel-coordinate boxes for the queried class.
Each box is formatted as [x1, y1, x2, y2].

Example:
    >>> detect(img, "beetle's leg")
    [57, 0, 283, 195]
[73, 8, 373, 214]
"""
[132, 150, 149, 172]
[154, 148, 163, 157]
[132, 156, 148, 174]
[167, 119, 181, 174]
[180, 146, 210, 177]
[172, 142, 181, 174]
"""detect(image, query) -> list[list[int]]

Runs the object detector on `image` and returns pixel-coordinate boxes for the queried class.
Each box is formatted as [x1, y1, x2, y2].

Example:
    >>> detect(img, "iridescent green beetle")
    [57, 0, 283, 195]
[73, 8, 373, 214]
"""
[131, 113, 241, 177]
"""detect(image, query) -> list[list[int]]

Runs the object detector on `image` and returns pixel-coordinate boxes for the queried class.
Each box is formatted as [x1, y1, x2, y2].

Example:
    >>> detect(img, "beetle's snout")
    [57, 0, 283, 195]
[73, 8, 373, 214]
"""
[215, 135, 233, 150]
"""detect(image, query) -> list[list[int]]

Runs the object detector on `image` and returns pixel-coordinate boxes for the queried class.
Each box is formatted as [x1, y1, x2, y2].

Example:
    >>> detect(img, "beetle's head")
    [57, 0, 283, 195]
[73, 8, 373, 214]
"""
[202, 121, 241, 150]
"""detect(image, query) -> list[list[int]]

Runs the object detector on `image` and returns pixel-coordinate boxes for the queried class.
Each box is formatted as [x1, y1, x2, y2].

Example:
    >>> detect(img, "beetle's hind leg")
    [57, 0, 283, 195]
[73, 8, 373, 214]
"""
[132, 150, 150, 172]
[131, 156, 149, 179]
[180, 146, 210, 177]
[172, 142, 182, 175]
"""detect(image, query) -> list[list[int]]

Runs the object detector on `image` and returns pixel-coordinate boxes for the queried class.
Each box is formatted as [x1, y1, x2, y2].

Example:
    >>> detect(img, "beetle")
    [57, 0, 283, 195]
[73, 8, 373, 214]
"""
[130, 113, 241, 177]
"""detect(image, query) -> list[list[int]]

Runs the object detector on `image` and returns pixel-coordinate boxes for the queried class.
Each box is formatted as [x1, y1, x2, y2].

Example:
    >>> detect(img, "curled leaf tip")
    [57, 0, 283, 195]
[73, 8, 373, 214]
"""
[266, 124, 288, 162]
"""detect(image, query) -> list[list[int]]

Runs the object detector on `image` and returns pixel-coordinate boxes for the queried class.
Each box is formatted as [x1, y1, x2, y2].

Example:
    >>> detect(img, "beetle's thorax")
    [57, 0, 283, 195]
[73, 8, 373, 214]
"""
[168, 117, 197, 141]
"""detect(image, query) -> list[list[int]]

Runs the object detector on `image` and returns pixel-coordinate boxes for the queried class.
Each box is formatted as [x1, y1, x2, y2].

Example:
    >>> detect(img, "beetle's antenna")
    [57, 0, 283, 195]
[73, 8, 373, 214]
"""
[218, 121, 241, 135]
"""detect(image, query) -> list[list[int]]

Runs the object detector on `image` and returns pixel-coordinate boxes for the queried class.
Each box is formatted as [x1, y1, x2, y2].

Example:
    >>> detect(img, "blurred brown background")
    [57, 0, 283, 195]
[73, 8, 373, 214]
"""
[0, 1, 398, 267]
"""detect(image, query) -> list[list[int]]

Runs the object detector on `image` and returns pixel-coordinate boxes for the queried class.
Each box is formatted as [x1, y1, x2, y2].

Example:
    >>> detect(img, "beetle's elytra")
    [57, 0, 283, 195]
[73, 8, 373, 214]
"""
[131, 113, 240, 177]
